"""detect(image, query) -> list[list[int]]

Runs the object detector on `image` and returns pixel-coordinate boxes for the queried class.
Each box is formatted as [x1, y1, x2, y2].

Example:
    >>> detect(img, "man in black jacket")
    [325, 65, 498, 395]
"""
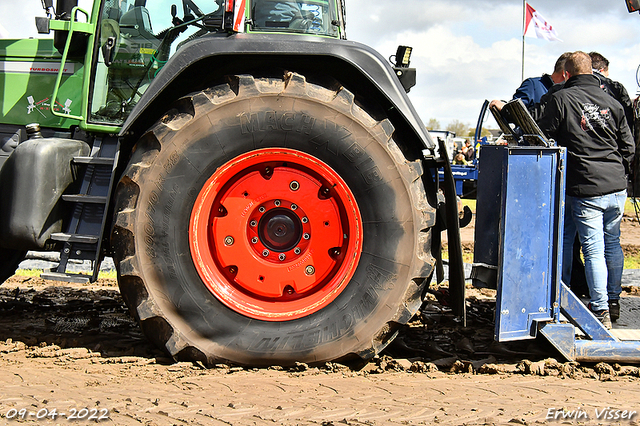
[590, 52, 635, 133]
[538, 51, 635, 329]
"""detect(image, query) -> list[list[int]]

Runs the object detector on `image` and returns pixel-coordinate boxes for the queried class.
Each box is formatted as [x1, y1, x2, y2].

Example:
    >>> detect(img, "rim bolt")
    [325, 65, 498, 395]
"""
[305, 265, 315, 275]
[251, 237, 258, 244]
[259, 206, 266, 213]
[290, 180, 300, 191]
[294, 247, 301, 255]
[262, 249, 270, 257]
[278, 253, 286, 261]
[224, 236, 234, 246]
[250, 220, 257, 227]
[274, 200, 281, 207]
[302, 217, 308, 224]
[290, 204, 297, 210]
[303, 233, 310, 240]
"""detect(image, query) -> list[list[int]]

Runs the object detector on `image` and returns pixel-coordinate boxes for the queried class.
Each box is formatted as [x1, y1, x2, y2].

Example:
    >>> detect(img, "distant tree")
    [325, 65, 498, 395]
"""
[469, 127, 492, 138]
[446, 120, 469, 137]
[426, 118, 441, 130]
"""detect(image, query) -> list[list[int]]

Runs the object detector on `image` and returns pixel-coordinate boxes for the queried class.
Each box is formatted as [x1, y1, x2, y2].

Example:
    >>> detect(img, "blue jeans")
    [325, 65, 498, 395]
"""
[569, 190, 626, 312]
[561, 200, 576, 287]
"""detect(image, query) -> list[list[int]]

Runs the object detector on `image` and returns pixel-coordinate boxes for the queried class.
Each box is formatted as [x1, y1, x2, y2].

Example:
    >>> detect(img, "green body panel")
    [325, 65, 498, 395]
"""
[0, 0, 345, 134]
[0, 38, 83, 129]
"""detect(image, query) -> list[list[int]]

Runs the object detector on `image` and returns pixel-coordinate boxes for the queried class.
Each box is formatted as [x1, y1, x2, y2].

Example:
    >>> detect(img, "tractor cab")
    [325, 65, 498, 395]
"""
[86, 0, 345, 124]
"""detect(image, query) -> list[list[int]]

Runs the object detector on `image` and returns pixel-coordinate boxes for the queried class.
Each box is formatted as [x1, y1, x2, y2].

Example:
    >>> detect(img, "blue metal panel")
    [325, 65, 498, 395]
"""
[494, 147, 564, 341]
[437, 165, 478, 196]
[472, 146, 506, 289]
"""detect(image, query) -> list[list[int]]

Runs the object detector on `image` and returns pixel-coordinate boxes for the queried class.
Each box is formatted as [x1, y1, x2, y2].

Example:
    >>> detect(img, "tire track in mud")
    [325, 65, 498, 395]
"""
[1, 275, 639, 425]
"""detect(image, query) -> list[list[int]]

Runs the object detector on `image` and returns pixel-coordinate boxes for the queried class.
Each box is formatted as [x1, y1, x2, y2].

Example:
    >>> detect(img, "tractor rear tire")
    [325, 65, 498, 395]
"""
[111, 73, 435, 366]
[0, 248, 25, 284]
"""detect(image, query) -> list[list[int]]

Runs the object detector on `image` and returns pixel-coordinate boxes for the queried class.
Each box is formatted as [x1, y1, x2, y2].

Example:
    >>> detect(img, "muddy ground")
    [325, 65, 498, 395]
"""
[0, 219, 639, 425]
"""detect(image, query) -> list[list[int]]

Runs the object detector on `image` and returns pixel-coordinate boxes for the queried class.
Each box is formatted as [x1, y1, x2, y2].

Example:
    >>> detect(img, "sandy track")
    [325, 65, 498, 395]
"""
[1, 276, 640, 426]
[1, 351, 639, 425]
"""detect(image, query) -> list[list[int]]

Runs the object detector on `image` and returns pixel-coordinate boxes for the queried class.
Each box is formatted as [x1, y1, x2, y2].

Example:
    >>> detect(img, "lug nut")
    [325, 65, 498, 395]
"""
[278, 253, 286, 261]
[262, 249, 270, 257]
[303, 233, 310, 240]
[250, 220, 257, 227]
[305, 265, 315, 275]
[274, 200, 281, 207]
[294, 247, 301, 255]
[290, 204, 297, 210]
[290, 180, 300, 191]
[259, 206, 266, 213]
[224, 236, 234, 246]
[301, 217, 308, 223]
[251, 237, 258, 244]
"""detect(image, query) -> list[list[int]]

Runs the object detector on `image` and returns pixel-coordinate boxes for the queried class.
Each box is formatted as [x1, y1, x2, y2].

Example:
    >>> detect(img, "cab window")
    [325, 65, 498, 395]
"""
[251, 0, 338, 37]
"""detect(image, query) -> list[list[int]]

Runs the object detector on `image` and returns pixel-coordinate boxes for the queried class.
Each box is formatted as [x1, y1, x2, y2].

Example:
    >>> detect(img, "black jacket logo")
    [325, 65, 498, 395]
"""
[580, 102, 610, 132]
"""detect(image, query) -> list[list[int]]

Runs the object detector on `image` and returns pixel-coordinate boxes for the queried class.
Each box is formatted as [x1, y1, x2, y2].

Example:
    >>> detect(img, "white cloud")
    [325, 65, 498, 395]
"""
[347, 0, 640, 128]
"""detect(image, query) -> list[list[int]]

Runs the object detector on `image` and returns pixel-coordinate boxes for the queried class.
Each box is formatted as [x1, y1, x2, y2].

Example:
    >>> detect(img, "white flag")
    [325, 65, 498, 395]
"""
[525, 2, 562, 42]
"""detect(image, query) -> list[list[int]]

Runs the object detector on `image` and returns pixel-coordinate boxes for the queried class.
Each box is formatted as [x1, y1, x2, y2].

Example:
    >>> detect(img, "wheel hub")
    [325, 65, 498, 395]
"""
[189, 149, 362, 320]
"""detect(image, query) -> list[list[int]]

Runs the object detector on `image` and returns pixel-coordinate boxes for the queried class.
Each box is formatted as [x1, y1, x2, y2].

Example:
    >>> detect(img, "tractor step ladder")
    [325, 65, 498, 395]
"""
[41, 136, 119, 284]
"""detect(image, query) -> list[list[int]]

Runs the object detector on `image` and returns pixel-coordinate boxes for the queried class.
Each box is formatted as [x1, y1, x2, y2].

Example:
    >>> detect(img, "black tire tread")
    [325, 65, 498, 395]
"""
[111, 72, 435, 365]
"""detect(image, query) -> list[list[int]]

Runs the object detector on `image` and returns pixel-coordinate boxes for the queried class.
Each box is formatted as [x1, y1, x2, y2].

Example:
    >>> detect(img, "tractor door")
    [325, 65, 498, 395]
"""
[89, 0, 222, 125]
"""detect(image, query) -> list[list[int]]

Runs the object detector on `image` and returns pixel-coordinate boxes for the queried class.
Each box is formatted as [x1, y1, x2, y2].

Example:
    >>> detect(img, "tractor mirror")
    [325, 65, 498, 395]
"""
[35, 17, 51, 34]
[627, 0, 640, 12]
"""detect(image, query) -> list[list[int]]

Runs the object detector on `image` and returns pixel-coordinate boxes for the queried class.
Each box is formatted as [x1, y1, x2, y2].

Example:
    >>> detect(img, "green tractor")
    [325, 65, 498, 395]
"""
[0, 0, 463, 366]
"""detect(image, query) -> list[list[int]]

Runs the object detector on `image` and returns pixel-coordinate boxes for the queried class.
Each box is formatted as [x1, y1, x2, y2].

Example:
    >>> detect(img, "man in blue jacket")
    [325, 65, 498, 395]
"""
[538, 51, 635, 329]
[513, 52, 571, 108]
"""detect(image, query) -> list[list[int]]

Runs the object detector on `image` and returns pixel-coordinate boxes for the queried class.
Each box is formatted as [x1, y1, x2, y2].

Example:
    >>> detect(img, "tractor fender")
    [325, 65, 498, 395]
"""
[119, 33, 435, 156]
[0, 137, 90, 250]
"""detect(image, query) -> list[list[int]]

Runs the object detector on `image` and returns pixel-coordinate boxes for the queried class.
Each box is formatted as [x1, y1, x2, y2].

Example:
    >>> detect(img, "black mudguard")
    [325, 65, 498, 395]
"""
[0, 137, 89, 250]
[119, 33, 434, 156]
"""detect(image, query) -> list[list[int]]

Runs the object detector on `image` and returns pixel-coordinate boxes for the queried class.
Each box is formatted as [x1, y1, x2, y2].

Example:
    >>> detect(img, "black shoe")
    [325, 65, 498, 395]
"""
[588, 304, 612, 330]
[609, 300, 620, 322]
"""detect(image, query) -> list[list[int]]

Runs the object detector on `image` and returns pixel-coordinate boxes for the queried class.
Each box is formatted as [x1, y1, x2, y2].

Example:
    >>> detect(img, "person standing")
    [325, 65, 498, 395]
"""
[513, 53, 570, 109]
[463, 140, 475, 162]
[538, 51, 635, 329]
[589, 51, 635, 137]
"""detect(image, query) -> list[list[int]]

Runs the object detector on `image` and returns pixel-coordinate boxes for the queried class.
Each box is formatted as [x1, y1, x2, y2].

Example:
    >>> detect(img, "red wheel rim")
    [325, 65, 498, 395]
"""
[190, 149, 362, 320]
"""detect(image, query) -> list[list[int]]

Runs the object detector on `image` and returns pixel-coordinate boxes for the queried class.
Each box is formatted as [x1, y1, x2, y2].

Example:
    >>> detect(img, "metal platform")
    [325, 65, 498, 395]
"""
[598, 296, 640, 341]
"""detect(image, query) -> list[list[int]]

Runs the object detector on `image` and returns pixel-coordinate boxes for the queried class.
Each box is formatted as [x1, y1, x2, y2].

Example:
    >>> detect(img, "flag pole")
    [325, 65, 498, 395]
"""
[521, 0, 526, 81]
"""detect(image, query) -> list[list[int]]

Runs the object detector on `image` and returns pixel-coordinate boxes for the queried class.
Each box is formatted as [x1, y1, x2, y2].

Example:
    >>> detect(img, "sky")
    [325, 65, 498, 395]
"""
[2, 0, 639, 132]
